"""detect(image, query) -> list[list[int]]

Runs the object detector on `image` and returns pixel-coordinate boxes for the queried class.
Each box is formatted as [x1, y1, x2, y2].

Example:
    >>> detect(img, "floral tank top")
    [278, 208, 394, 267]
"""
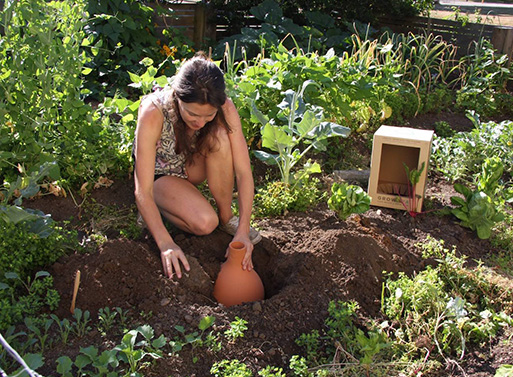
[137, 88, 196, 179]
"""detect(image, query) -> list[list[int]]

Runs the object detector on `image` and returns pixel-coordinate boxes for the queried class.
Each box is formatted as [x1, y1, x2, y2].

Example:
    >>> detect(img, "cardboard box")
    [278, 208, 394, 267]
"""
[367, 125, 434, 212]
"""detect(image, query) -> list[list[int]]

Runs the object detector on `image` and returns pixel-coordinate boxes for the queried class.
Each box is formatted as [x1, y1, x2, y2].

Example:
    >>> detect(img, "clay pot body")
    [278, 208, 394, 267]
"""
[213, 241, 265, 307]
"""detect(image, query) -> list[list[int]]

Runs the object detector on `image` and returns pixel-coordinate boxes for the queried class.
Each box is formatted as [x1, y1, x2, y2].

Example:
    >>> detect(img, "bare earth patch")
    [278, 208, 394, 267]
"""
[24, 112, 513, 376]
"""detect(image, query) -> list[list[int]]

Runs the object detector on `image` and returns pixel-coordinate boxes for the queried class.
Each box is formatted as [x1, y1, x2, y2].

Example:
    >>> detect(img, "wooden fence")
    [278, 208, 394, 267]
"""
[149, 1, 215, 47]
[378, 16, 513, 60]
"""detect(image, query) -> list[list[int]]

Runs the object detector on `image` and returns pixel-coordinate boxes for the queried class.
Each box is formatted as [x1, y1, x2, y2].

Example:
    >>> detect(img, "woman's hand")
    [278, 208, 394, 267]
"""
[227, 234, 254, 271]
[160, 244, 190, 279]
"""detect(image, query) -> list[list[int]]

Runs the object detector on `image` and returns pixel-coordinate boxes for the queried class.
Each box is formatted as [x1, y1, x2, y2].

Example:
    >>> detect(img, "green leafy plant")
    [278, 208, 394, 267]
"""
[432, 113, 513, 183]
[253, 178, 322, 217]
[169, 315, 217, 363]
[98, 307, 118, 336]
[71, 308, 92, 338]
[0, 271, 60, 331]
[55, 324, 164, 376]
[383, 237, 513, 362]
[476, 156, 504, 199]
[50, 314, 72, 345]
[82, 0, 180, 99]
[224, 316, 248, 342]
[295, 300, 392, 376]
[450, 183, 504, 239]
[289, 355, 311, 377]
[327, 182, 371, 220]
[24, 317, 53, 353]
[56, 346, 120, 377]
[0, 161, 60, 238]
[395, 162, 425, 217]
[258, 365, 287, 376]
[252, 80, 350, 185]
[0, 332, 44, 377]
[210, 359, 253, 377]
[114, 325, 165, 376]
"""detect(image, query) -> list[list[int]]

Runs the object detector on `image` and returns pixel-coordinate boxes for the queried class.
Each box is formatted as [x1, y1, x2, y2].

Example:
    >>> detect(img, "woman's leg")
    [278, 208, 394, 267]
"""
[187, 127, 235, 225]
[153, 176, 219, 235]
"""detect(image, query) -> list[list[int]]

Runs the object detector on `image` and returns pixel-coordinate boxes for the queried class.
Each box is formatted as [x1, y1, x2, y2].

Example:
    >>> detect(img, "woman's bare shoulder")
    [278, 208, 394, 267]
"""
[138, 96, 164, 124]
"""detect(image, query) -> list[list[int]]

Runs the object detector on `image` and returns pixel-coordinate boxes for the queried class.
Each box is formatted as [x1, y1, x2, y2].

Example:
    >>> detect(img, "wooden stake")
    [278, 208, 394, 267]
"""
[70, 270, 81, 314]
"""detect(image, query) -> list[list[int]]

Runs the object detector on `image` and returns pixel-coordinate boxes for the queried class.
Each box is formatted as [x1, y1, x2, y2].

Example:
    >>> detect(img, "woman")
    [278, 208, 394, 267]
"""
[133, 54, 261, 279]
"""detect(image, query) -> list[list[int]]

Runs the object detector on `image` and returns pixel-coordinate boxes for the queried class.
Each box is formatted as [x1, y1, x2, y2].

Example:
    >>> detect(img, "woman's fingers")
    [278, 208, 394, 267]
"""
[161, 248, 190, 279]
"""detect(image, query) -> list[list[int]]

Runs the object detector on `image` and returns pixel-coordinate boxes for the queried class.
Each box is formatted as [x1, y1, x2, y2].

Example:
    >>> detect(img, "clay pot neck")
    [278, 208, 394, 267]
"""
[226, 241, 245, 265]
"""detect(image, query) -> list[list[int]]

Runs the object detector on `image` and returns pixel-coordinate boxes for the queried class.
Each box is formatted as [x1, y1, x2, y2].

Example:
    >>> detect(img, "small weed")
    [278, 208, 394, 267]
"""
[98, 307, 118, 336]
[211, 359, 252, 377]
[0, 271, 60, 331]
[24, 317, 53, 353]
[72, 308, 92, 338]
[434, 120, 455, 138]
[254, 178, 322, 217]
[224, 316, 248, 342]
[169, 316, 217, 363]
[50, 314, 72, 345]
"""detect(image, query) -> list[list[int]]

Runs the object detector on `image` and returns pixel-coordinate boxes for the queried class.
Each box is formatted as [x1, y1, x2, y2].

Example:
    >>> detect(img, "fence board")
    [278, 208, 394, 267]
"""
[149, 1, 213, 47]
[378, 15, 510, 58]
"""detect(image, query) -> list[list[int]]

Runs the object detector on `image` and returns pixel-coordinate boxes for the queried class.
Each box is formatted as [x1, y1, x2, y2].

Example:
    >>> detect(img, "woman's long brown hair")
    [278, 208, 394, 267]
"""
[171, 53, 231, 162]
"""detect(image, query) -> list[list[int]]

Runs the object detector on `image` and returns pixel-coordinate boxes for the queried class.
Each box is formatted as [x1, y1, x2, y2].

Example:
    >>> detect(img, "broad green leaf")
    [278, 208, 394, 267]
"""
[128, 72, 141, 84]
[199, 315, 215, 331]
[261, 123, 293, 152]
[5, 272, 19, 279]
[98, 350, 119, 367]
[80, 345, 99, 359]
[137, 324, 154, 340]
[35, 271, 50, 279]
[277, 89, 296, 111]
[152, 334, 167, 349]
[15, 353, 44, 376]
[302, 161, 321, 175]
[253, 150, 279, 165]
[295, 110, 319, 136]
[250, 101, 269, 127]
[495, 365, 513, 377]
[75, 354, 91, 369]
[56, 356, 73, 376]
[454, 183, 471, 198]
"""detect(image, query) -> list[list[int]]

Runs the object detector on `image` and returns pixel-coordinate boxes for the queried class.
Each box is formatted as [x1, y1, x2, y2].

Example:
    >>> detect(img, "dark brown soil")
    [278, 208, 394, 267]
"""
[23, 112, 513, 377]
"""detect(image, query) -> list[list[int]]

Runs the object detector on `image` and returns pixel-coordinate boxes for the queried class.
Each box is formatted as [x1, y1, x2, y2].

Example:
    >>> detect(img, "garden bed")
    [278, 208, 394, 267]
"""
[25, 142, 513, 377]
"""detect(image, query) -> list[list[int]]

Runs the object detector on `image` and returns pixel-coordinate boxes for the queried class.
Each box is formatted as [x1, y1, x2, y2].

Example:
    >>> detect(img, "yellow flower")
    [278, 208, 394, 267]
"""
[161, 44, 174, 57]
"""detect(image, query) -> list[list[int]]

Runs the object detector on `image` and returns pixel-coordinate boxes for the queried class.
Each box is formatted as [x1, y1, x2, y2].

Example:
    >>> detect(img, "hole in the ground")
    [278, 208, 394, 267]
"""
[248, 241, 291, 300]
[183, 233, 292, 303]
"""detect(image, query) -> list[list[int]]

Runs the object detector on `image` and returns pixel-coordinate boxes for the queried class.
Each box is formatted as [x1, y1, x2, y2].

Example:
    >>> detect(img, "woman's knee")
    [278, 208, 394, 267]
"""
[189, 212, 219, 235]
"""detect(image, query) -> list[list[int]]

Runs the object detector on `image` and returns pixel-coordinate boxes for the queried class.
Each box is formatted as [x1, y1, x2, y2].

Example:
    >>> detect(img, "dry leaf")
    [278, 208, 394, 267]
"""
[94, 176, 113, 189]
[80, 182, 89, 196]
[49, 182, 66, 197]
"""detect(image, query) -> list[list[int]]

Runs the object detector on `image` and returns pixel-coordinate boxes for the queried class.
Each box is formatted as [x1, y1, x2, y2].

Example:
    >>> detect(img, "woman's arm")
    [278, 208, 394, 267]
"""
[134, 98, 190, 278]
[222, 99, 256, 268]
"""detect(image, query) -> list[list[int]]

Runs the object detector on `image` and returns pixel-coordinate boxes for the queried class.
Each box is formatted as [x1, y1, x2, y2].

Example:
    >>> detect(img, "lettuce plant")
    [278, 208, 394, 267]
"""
[252, 80, 350, 185]
[450, 183, 504, 239]
[328, 182, 371, 220]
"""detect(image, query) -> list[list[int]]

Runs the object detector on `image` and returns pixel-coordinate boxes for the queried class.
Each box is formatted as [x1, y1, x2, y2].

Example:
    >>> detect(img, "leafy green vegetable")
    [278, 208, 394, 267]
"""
[450, 183, 504, 239]
[328, 182, 371, 220]
[252, 80, 350, 185]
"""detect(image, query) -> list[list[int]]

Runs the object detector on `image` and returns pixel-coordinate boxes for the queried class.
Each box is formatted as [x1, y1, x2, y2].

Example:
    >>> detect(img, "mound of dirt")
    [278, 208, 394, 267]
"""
[24, 172, 511, 377]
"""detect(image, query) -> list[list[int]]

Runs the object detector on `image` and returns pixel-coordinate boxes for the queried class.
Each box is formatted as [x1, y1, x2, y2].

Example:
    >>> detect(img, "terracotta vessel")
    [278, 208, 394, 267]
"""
[213, 241, 265, 307]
